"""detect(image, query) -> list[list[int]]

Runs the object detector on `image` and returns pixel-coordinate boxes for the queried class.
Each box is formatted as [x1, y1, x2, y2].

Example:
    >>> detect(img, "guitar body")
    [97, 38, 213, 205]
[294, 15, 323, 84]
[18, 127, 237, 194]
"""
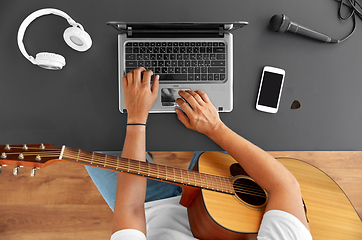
[183, 152, 362, 240]
[183, 152, 262, 240]
[277, 157, 362, 240]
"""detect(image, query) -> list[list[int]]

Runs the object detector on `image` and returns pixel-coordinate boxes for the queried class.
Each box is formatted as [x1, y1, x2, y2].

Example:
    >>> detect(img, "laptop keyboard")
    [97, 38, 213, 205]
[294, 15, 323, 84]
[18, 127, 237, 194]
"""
[124, 41, 227, 83]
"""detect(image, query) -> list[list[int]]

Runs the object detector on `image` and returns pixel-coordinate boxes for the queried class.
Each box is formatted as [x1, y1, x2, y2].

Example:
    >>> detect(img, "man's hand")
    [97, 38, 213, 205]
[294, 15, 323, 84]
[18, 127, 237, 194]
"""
[175, 90, 224, 137]
[122, 67, 159, 124]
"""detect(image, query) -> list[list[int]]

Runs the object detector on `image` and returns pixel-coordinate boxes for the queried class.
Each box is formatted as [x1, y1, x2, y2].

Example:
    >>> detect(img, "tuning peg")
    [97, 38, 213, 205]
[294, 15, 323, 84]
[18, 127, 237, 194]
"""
[30, 168, 37, 177]
[13, 166, 20, 176]
[22, 144, 28, 150]
[1, 152, 7, 159]
[4, 144, 10, 150]
[39, 143, 45, 149]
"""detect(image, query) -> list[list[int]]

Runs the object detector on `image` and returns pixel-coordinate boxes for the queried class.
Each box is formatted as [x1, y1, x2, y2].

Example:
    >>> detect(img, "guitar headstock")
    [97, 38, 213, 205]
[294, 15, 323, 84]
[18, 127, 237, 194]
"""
[0, 143, 62, 177]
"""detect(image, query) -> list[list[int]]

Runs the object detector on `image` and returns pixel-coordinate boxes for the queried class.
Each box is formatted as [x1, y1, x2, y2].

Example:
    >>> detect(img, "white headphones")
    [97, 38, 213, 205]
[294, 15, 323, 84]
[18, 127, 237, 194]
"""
[17, 8, 92, 70]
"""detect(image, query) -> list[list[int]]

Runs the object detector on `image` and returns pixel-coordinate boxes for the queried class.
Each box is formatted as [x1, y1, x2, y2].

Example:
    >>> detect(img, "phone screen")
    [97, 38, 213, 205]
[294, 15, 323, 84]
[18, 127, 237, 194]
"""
[258, 71, 284, 108]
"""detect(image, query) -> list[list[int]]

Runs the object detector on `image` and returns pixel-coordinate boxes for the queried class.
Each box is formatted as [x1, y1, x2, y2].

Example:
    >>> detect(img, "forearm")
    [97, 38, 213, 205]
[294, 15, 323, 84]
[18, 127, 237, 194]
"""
[111, 68, 159, 235]
[121, 125, 147, 161]
[207, 123, 298, 195]
[112, 126, 147, 234]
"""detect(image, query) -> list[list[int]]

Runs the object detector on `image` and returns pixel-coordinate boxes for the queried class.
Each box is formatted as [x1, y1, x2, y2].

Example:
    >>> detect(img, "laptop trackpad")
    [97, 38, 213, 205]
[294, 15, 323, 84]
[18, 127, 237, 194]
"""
[161, 88, 190, 106]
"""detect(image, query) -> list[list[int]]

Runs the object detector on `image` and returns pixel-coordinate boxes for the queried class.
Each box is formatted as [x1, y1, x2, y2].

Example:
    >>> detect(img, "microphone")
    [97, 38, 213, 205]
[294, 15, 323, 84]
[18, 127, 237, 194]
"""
[269, 14, 338, 43]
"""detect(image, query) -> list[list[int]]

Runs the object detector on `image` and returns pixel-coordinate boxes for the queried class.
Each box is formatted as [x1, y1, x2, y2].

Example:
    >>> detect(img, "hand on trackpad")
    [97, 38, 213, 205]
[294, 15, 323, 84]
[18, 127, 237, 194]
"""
[161, 88, 190, 106]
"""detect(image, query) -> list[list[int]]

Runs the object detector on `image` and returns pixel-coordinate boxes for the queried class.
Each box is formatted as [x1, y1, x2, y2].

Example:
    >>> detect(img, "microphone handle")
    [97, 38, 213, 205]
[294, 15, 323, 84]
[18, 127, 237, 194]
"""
[288, 22, 338, 43]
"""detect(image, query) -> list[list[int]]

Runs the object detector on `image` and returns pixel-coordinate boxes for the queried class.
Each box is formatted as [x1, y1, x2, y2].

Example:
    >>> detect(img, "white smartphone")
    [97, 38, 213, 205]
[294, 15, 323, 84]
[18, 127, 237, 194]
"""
[256, 66, 285, 113]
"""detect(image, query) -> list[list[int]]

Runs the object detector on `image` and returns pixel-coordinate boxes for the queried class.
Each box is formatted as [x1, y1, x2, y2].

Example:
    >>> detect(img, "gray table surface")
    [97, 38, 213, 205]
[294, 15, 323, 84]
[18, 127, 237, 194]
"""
[1, 0, 361, 151]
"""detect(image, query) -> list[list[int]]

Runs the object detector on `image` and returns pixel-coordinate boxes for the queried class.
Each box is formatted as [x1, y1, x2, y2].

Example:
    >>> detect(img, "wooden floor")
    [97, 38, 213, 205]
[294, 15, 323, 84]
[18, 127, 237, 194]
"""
[0, 151, 361, 240]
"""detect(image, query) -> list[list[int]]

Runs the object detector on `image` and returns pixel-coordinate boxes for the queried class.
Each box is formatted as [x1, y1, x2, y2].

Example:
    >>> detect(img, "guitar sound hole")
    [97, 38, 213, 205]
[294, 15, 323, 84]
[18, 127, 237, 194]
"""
[233, 177, 267, 207]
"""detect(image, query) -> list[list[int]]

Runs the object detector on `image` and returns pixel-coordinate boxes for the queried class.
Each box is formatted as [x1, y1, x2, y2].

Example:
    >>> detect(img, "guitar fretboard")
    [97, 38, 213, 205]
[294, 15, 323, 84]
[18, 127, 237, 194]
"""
[61, 146, 234, 194]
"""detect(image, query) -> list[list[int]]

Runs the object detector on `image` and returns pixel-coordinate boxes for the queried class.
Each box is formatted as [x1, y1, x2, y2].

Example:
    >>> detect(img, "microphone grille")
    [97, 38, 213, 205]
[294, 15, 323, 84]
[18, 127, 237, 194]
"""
[269, 14, 290, 33]
[269, 14, 285, 32]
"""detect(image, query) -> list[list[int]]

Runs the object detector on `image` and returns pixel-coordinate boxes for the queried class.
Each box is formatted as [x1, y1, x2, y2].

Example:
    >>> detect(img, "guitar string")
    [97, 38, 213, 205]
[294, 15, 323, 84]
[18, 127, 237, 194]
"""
[62, 150, 266, 197]
[3, 150, 266, 198]
[4, 150, 266, 198]
[64, 151, 266, 197]
[65, 152, 265, 195]
[65, 152, 233, 192]
[64, 151, 239, 191]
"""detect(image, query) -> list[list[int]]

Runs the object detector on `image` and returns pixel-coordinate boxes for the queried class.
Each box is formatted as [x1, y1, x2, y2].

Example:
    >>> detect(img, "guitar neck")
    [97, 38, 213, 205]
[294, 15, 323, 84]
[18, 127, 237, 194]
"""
[60, 146, 234, 195]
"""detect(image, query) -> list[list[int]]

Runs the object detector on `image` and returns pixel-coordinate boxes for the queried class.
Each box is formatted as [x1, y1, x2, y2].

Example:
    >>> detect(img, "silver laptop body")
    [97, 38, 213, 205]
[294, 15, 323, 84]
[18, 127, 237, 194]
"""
[107, 22, 248, 113]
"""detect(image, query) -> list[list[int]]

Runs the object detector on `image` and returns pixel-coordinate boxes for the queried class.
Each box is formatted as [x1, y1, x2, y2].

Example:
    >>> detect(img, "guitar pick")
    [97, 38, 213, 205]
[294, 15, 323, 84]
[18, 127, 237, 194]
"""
[291, 100, 301, 109]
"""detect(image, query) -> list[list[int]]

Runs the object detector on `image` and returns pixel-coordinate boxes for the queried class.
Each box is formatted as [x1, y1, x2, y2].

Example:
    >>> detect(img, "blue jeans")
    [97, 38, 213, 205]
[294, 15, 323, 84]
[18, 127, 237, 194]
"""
[85, 152, 203, 212]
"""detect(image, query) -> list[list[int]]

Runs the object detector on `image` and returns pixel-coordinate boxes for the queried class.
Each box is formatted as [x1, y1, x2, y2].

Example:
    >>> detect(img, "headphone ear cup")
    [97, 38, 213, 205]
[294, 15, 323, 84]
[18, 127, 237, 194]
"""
[34, 52, 66, 70]
[63, 26, 92, 52]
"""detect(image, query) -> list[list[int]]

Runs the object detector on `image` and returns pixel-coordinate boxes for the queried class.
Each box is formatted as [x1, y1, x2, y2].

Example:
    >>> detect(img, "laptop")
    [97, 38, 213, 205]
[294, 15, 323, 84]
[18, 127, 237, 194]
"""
[107, 22, 248, 113]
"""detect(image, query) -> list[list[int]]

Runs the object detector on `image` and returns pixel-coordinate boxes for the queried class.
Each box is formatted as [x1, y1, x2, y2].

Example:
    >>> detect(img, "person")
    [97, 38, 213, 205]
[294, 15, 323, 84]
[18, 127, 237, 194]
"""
[86, 67, 312, 240]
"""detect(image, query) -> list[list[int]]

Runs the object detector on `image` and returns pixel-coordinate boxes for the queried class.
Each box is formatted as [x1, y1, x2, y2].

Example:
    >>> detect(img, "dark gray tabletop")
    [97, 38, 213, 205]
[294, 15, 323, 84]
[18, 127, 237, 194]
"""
[1, 0, 361, 151]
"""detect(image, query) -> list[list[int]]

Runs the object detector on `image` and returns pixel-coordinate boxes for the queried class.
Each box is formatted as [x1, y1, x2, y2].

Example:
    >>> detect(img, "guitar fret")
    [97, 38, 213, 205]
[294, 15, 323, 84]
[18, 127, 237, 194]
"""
[91, 152, 94, 165]
[219, 176, 225, 192]
[224, 178, 229, 192]
[206, 174, 212, 190]
[156, 164, 159, 179]
[225, 178, 230, 192]
[104, 155, 107, 167]
[152, 164, 157, 177]
[216, 176, 222, 192]
[210, 175, 215, 190]
[147, 162, 150, 176]
[76, 149, 80, 162]
[214, 175, 219, 191]
[173, 167, 175, 182]
[193, 171, 197, 186]
[116, 157, 119, 170]
[202, 174, 208, 189]
[228, 179, 233, 193]
[96, 153, 102, 165]
[218, 177, 226, 192]
[200, 173, 205, 188]
[209, 175, 214, 190]
[140, 162, 148, 175]
[180, 169, 186, 184]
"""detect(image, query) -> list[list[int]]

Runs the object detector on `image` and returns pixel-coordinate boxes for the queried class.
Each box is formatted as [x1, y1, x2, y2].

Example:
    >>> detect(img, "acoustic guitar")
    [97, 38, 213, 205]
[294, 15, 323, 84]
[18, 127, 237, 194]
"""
[0, 144, 361, 239]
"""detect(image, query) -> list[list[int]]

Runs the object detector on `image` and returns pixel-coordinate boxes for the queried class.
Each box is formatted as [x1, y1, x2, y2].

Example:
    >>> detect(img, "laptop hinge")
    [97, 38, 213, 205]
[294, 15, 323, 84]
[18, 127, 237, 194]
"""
[123, 27, 225, 37]
[219, 26, 224, 37]
[108, 21, 248, 37]
[127, 27, 132, 36]
[125, 29, 222, 38]
[106, 22, 246, 38]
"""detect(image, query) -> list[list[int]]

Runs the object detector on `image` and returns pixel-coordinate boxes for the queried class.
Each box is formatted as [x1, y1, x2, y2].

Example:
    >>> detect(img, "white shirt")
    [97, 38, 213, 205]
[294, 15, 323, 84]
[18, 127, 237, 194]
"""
[111, 196, 312, 240]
